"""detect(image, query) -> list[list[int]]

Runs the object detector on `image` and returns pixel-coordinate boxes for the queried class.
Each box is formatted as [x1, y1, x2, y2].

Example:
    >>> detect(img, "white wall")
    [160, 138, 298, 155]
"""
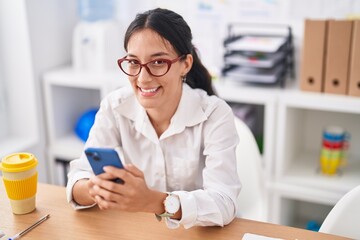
[0, 0, 41, 180]
[0, 7, 5, 139]
[0, 0, 77, 183]
[0, 1, 37, 140]
[24, 0, 77, 182]
[0, 60, 7, 140]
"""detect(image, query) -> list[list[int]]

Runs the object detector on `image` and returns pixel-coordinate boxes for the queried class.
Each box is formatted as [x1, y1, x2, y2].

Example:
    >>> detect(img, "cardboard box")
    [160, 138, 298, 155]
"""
[324, 20, 353, 95]
[300, 20, 328, 93]
[348, 20, 360, 97]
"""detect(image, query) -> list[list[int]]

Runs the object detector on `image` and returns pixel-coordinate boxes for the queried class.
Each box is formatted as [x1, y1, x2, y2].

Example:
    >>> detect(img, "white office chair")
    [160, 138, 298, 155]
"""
[319, 185, 360, 239]
[234, 117, 267, 222]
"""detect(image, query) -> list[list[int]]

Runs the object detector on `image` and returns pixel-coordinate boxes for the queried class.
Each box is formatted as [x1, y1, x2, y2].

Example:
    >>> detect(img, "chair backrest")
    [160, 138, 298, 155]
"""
[319, 185, 360, 239]
[234, 117, 267, 221]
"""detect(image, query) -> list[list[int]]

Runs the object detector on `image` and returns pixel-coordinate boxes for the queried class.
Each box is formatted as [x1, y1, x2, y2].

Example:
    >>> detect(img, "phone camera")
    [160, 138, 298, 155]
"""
[92, 152, 100, 161]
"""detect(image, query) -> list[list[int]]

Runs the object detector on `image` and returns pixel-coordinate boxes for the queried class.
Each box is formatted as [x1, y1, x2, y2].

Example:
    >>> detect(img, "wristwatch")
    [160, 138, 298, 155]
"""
[155, 193, 180, 221]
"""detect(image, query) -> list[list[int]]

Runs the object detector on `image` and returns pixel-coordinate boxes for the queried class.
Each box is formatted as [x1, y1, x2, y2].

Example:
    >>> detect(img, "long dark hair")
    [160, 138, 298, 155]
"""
[123, 8, 215, 96]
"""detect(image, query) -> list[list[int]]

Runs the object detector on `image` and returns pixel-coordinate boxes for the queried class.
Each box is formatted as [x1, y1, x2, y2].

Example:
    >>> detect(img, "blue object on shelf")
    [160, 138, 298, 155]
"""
[77, 0, 115, 22]
[306, 220, 320, 232]
[74, 108, 99, 142]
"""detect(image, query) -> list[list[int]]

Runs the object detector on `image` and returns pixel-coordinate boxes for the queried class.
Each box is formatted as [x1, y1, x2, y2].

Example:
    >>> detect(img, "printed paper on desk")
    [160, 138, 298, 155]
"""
[242, 233, 284, 240]
[226, 36, 286, 53]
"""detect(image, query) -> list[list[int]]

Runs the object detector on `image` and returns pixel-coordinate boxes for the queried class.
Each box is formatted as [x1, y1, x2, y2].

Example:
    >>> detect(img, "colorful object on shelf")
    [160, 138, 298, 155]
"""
[74, 108, 99, 142]
[306, 220, 320, 232]
[319, 126, 349, 175]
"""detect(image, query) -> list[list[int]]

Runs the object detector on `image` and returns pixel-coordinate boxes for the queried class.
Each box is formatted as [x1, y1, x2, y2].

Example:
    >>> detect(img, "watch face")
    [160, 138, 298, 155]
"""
[165, 195, 180, 214]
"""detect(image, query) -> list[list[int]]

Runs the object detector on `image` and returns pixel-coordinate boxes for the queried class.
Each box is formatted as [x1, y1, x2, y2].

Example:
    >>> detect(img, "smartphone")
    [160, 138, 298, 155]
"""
[85, 147, 124, 183]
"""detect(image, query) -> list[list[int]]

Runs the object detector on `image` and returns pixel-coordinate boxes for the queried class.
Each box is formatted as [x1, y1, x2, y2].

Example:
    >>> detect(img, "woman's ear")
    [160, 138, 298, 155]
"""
[183, 54, 193, 75]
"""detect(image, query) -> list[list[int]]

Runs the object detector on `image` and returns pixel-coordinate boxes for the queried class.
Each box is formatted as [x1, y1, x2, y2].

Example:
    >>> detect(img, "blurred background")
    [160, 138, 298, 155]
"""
[0, 0, 359, 230]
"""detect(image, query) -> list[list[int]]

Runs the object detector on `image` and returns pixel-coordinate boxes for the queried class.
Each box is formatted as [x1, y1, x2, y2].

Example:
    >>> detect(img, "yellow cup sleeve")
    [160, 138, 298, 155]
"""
[3, 173, 37, 200]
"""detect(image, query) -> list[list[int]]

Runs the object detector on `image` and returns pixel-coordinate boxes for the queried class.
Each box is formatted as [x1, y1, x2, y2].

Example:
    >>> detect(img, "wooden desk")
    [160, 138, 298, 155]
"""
[0, 182, 348, 240]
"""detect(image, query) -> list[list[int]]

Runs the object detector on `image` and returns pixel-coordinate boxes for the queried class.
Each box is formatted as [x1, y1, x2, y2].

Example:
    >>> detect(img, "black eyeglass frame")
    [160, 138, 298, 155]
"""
[117, 55, 186, 77]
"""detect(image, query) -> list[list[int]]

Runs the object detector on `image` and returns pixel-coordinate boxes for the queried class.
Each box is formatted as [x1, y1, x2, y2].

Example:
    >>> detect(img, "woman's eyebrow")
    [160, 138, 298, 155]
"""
[151, 52, 170, 57]
[126, 54, 137, 58]
[126, 52, 170, 58]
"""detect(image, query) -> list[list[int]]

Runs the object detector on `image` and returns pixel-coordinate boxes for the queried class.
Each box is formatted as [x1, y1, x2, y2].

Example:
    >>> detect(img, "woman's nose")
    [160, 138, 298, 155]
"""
[137, 67, 152, 83]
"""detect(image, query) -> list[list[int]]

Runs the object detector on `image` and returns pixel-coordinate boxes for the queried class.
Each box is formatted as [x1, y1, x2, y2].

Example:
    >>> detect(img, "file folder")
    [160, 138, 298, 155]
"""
[324, 20, 353, 95]
[300, 20, 327, 93]
[348, 20, 360, 97]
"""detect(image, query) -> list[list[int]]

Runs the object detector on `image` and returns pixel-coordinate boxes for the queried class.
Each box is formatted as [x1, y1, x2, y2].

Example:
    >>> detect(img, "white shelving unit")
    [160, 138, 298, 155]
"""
[43, 67, 128, 185]
[271, 89, 360, 228]
[216, 79, 360, 228]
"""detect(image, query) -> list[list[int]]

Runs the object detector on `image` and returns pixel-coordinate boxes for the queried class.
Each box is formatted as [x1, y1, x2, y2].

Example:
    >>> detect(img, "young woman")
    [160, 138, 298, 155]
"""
[67, 8, 241, 229]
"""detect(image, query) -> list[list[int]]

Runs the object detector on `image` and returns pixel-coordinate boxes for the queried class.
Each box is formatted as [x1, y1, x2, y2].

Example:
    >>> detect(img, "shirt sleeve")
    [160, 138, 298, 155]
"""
[66, 157, 97, 210]
[174, 101, 241, 229]
[66, 95, 122, 209]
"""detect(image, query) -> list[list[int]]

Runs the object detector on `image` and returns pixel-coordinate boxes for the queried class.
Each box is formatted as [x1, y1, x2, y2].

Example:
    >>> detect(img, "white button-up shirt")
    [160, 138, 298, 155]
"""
[66, 84, 241, 229]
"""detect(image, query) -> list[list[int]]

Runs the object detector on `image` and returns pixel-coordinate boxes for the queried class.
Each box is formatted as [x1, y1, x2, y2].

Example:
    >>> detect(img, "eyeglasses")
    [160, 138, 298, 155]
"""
[117, 55, 185, 77]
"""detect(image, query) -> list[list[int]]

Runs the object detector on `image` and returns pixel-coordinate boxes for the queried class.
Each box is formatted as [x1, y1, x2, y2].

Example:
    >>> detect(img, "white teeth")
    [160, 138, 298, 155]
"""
[141, 87, 158, 93]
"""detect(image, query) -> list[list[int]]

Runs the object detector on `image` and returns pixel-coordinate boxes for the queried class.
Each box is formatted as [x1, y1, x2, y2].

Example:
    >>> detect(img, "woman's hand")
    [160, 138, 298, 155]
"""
[89, 164, 166, 214]
[72, 178, 97, 206]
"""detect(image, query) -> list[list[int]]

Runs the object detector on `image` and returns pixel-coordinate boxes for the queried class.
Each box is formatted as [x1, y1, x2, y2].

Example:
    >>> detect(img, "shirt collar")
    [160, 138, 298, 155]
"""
[113, 84, 208, 141]
[162, 84, 208, 138]
[112, 88, 144, 122]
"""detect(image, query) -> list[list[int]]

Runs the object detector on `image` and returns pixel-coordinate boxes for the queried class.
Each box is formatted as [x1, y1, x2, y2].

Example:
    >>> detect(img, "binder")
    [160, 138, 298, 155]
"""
[348, 20, 360, 97]
[324, 20, 353, 95]
[300, 20, 327, 93]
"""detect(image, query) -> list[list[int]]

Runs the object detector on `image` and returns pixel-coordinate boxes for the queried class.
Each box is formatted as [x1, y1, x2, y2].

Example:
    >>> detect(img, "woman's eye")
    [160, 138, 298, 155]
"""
[128, 60, 139, 65]
[152, 60, 166, 65]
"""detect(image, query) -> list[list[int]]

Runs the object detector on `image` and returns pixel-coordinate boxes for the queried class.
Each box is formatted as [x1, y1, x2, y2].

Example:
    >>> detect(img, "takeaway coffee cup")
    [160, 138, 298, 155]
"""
[0, 152, 38, 214]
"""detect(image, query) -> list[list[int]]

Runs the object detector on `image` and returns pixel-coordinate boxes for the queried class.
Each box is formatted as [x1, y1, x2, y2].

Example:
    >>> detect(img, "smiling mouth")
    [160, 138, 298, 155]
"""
[139, 87, 160, 93]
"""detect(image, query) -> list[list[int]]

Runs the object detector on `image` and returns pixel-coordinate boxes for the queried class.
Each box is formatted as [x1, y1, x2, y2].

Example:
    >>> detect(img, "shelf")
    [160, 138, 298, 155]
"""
[214, 79, 281, 104]
[280, 90, 360, 114]
[275, 197, 333, 229]
[44, 66, 129, 86]
[0, 137, 38, 157]
[43, 67, 130, 185]
[268, 184, 338, 225]
[52, 134, 85, 161]
[280, 151, 360, 196]
[270, 182, 341, 205]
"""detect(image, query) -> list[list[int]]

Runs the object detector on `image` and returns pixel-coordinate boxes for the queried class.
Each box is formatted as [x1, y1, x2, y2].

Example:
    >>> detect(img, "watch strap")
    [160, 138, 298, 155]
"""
[155, 212, 174, 222]
[155, 193, 176, 222]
